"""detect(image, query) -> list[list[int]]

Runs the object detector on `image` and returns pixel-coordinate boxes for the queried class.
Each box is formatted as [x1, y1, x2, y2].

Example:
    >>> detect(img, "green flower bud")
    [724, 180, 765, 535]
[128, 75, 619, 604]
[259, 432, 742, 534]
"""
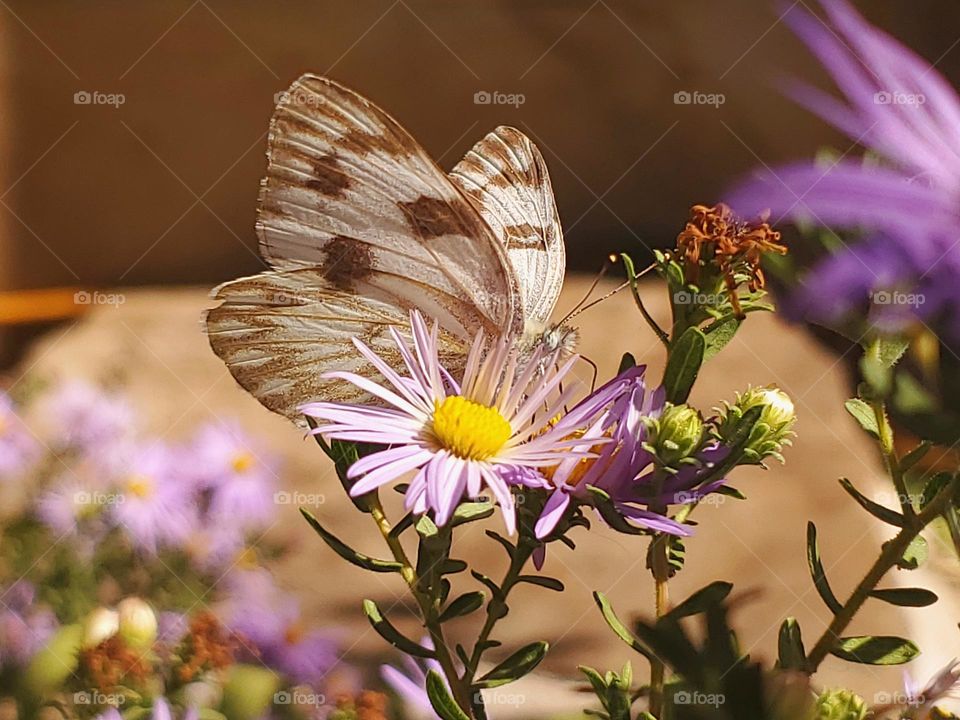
[82, 607, 119, 649]
[117, 597, 157, 650]
[220, 664, 281, 720]
[653, 404, 704, 465]
[719, 386, 796, 464]
[22, 624, 83, 696]
[814, 688, 867, 720]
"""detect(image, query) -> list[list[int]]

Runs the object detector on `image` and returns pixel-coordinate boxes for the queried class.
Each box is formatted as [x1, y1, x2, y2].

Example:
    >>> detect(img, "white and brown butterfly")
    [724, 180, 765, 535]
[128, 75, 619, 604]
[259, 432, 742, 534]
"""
[205, 74, 577, 424]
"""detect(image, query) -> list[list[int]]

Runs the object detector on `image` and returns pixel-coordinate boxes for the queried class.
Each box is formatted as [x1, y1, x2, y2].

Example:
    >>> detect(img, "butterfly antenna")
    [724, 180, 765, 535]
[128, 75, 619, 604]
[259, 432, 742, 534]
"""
[557, 255, 615, 326]
[580, 354, 599, 392]
[563, 257, 657, 323]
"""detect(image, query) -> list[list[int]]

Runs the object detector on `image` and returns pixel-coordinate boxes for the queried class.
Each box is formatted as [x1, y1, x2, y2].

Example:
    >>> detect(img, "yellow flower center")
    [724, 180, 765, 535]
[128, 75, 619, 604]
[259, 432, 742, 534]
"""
[230, 452, 255, 473]
[126, 474, 154, 499]
[431, 396, 511, 461]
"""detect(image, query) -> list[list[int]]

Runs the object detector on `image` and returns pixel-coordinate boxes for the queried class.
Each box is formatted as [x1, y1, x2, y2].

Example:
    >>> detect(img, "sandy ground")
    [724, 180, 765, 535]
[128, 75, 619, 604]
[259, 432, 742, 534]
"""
[17, 275, 960, 717]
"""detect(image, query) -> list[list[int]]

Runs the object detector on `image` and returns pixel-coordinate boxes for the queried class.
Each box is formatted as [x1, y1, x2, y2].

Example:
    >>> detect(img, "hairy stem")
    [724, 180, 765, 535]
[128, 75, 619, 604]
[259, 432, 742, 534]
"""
[871, 400, 915, 522]
[648, 532, 671, 716]
[369, 499, 474, 715]
[804, 477, 957, 672]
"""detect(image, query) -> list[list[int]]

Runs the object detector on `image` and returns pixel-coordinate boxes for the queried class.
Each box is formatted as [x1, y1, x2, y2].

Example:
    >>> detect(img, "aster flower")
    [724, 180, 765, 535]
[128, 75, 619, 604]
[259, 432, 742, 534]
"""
[0, 391, 40, 479]
[0, 581, 58, 668]
[303, 311, 620, 535]
[40, 379, 135, 455]
[110, 443, 198, 553]
[725, 0, 960, 337]
[381, 644, 443, 720]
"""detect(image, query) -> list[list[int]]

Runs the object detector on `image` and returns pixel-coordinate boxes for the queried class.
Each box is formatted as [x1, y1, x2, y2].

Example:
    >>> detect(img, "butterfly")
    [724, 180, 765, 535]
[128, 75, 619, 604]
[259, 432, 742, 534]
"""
[205, 74, 576, 424]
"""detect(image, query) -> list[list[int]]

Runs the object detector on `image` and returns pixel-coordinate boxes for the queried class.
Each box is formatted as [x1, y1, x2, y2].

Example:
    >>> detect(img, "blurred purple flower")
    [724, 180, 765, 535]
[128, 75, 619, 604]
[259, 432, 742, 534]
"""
[41, 379, 135, 455]
[0, 392, 40, 479]
[110, 443, 198, 553]
[381, 650, 441, 720]
[725, 0, 960, 337]
[218, 568, 339, 686]
[0, 581, 57, 667]
[188, 421, 278, 531]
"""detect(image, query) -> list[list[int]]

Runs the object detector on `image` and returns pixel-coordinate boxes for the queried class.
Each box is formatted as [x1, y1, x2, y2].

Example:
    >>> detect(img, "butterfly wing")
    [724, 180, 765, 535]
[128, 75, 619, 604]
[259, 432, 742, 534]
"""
[449, 126, 565, 331]
[206, 74, 521, 421]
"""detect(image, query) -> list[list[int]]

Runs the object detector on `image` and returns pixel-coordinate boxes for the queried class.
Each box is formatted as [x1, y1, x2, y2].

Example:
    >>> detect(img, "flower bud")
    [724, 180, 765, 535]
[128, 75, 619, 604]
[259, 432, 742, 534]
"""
[652, 404, 704, 466]
[719, 386, 796, 464]
[82, 607, 119, 649]
[813, 688, 867, 720]
[117, 597, 157, 650]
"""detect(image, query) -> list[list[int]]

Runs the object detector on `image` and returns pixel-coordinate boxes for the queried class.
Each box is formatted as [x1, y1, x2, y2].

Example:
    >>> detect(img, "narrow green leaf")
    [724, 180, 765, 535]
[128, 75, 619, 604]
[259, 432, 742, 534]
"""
[585, 485, 649, 535]
[618, 352, 637, 374]
[870, 587, 938, 607]
[441, 559, 468, 575]
[664, 581, 732, 621]
[593, 591, 653, 660]
[300, 509, 402, 573]
[876, 336, 910, 368]
[897, 535, 928, 570]
[517, 575, 564, 592]
[425, 670, 470, 720]
[470, 570, 505, 603]
[663, 327, 706, 404]
[844, 399, 879, 438]
[777, 617, 806, 671]
[484, 530, 516, 558]
[830, 635, 920, 665]
[452, 502, 495, 526]
[362, 599, 435, 658]
[702, 317, 742, 361]
[439, 592, 485, 623]
[806, 523, 842, 614]
[899, 441, 932, 473]
[838, 478, 904, 527]
[309, 432, 375, 513]
[416, 515, 439, 538]
[476, 641, 549, 688]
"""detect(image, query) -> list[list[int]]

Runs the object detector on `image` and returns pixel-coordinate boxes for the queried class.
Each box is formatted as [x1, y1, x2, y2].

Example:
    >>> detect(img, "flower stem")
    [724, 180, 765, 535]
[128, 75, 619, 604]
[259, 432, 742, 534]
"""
[648, 532, 671, 716]
[369, 498, 474, 715]
[871, 400, 915, 521]
[804, 476, 958, 673]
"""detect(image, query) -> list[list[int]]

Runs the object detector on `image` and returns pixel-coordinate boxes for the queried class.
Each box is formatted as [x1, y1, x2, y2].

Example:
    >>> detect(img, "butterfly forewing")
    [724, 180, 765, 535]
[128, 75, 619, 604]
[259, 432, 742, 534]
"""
[450, 126, 565, 331]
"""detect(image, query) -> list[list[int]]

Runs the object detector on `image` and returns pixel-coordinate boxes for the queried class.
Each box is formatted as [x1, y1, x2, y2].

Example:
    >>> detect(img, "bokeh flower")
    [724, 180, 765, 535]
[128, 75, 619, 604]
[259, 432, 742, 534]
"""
[0, 581, 57, 668]
[0, 391, 40, 479]
[40, 379, 135, 455]
[381, 649, 442, 720]
[304, 311, 618, 535]
[725, 0, 960, 338]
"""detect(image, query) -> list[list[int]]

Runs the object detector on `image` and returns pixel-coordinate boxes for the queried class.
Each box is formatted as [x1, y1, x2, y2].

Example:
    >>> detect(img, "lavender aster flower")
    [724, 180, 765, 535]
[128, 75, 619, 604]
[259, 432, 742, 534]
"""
[381, 649, 442, 720]
[0, 391, 40, 478]
[41, 379, 135, 455]
[0, 581, 58, 667]
[725, 0, 960, 337]
[304, 311, 618, 535]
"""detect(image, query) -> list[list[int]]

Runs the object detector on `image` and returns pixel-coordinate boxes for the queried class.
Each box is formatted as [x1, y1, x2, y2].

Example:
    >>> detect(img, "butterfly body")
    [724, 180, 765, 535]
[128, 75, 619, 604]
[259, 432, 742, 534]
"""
[206, 75, 574, 423]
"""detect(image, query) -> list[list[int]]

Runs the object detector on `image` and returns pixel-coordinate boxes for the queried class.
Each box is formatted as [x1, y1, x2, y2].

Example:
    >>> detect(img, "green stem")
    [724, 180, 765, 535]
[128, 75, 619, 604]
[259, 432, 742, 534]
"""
[871, 400, 915, 521]
[369, 499, 474, 715]
[648, 532, 671, 717]
[804, 477, 958, 673]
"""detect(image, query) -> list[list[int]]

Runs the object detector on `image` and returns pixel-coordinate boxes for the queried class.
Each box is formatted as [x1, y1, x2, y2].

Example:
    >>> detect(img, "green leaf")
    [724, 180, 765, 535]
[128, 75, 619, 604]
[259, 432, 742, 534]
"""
[452, 502, 495, 526]
[585, 485, 649, 535]
[593, 591, 653, 660]
[777, 617, 806, 671]
[876, 336, 910, 368]
[476, 641, 549, 688]
[618, 352, 637, 374]
[870, 587, 938, 607]
[300, 509, 402, 573]
[838, 478, 904, 527]
[897, 535, 928, 570]
[702, 317, 742, 361]
[416, 515, 439, 538]
[309, 433, 375, 513]
[664, 581, 732, 621]
[806, 522, 842, 614]
[425, 670, 470, 720]
[663, 327, 706, 404]
[362, 599, 435, 658]
[844, 399, 879, 438]
[439, 592, 485, 622]
[900, 441, 932, 473]
[830, 635, 920, 665]
[517, 575, 564, 592]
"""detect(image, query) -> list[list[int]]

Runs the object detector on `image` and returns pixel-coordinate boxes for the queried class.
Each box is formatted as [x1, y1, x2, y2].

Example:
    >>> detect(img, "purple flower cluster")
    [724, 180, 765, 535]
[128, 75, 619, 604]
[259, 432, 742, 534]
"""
[0, 392, 40, 479]
[0, 581, 57, 668]
[726, 0, 960, 339]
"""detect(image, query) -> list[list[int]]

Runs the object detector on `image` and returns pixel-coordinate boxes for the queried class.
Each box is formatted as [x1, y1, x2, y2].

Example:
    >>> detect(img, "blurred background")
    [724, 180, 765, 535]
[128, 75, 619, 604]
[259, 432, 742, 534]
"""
[1, 1, 960, 716]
